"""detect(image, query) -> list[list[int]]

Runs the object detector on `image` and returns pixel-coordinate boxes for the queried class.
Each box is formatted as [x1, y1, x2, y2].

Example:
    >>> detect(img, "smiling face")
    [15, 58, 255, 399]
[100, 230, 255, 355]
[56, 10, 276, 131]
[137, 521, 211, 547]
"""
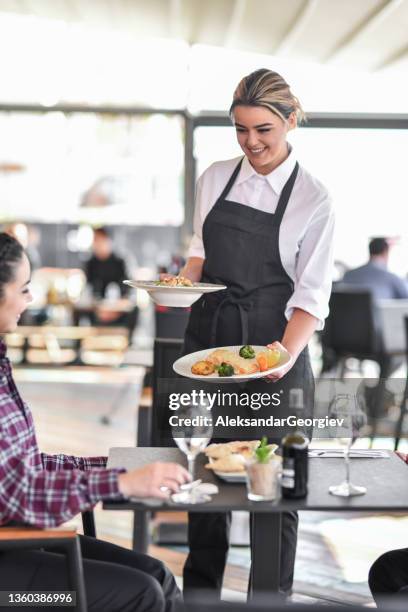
[232, 105, 296, 175]
[0, 253, 32, 333]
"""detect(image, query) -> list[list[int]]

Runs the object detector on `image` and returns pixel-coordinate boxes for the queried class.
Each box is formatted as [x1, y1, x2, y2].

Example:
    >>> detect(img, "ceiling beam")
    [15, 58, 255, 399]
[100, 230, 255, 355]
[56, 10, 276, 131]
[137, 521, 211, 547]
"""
[375, 41, 408, 69]
[324, 0, 405, 62]
[169, 0, 182, 38]
[224, 0, 246, 48]
[275, 0, 319, 55]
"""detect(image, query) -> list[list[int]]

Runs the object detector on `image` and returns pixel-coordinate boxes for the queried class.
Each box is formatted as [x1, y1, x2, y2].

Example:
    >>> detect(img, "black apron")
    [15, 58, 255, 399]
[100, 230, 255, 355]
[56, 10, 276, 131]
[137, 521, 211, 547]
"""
[183, 158, 314, 596]
[183, 158, 314, 435]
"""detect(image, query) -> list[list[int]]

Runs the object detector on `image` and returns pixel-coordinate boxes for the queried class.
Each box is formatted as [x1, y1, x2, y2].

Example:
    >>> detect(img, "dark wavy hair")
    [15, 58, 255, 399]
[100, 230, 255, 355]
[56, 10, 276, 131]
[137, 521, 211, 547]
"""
[0, 232, 24, 300]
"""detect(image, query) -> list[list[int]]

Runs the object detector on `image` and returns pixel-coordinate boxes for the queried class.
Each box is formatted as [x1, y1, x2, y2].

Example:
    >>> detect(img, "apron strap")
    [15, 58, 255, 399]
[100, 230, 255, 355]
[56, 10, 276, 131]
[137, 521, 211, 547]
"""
[210, 294, 252, 346]
[273, 162, 299, 227]
[217, 158, 244, 202]
[218, 158, 298, 226]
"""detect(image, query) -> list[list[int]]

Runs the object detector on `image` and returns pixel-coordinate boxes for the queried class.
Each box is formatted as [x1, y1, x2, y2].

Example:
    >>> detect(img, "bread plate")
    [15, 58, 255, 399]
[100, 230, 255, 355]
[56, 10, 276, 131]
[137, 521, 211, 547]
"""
[123, 280, 226, 308]
[173, 345, 292, 383]
[205, 456, 246, 483]
[212, 470, 246, 483]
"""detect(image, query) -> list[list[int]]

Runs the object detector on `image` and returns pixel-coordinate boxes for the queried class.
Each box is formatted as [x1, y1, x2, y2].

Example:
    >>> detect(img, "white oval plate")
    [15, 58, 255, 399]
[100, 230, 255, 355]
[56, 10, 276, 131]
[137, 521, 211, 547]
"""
[173, 345, 292, 383]
[206, 456, 246, 482]
[212, 470, 246, 483]
[123, 280, 226, 308]
[207, 453, 279, 483]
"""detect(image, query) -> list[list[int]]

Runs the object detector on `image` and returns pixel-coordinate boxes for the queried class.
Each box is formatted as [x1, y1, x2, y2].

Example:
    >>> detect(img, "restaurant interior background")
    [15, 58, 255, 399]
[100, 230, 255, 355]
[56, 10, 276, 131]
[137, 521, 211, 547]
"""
[1, 0, 408, 606]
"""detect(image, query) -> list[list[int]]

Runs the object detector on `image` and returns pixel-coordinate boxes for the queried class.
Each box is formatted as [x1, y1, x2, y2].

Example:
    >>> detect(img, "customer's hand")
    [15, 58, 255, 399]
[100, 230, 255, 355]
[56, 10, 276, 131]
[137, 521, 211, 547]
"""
[118, 462, 191, 499]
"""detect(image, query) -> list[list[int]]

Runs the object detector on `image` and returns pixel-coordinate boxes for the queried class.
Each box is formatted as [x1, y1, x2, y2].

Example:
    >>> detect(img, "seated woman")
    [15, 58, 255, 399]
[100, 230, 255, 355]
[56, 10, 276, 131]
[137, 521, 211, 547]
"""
[0, 232, 189, 612]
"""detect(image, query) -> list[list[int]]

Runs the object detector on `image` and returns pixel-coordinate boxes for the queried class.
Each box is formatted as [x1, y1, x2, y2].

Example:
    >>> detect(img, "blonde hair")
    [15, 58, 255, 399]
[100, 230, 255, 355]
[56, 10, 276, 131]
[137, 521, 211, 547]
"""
[230, 68, 306, 124]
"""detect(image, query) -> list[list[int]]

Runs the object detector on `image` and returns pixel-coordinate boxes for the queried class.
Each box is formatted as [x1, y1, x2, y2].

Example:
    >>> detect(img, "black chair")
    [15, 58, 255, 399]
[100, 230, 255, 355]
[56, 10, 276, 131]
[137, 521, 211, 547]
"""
[321, 288, 394, 438]
[133, 337, 184, 553]
[322, 288, 385, 372]
[393, 316, 408, 450]
[81, 510, 96, 538]
[0, 526, 87, 612]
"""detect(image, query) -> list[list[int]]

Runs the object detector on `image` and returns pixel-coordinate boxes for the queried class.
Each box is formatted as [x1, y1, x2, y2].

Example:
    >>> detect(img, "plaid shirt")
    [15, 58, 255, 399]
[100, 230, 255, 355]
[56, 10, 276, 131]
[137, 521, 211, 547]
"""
[0, 340, 124, 527]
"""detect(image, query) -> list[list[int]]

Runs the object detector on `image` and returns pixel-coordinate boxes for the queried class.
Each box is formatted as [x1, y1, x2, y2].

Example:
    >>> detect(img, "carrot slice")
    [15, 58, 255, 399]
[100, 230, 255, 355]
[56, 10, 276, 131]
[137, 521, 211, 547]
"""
[256, 353, 268, 372]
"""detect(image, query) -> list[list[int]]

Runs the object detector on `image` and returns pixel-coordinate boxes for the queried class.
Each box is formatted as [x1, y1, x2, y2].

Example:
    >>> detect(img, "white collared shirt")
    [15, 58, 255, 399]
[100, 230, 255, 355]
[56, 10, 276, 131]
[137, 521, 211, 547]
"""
[187, 148, 335, 330]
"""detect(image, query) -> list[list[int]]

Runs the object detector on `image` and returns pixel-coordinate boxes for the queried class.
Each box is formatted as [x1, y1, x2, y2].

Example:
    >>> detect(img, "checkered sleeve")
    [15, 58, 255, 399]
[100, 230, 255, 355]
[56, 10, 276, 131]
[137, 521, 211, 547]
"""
[1, 437, 125, 528]
[396, 451, 408, 463]
[41, 453, 108, 470]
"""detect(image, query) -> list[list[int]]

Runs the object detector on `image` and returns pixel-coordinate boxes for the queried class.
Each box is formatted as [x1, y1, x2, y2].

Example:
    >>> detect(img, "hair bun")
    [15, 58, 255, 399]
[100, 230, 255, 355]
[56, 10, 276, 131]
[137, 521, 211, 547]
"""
[230, 68, 305, 124]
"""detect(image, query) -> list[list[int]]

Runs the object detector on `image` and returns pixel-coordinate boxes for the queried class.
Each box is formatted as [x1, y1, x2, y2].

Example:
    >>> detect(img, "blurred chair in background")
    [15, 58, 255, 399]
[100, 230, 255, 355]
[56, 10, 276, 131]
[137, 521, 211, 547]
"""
[321, 288, 400, 439]
[393, 316, 408, 450]
[321, 289, 384, 377]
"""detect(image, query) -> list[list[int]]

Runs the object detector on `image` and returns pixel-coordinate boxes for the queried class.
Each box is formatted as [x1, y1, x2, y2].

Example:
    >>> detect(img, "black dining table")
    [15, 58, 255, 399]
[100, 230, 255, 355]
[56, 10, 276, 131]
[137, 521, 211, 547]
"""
[104, 447, 408, 599]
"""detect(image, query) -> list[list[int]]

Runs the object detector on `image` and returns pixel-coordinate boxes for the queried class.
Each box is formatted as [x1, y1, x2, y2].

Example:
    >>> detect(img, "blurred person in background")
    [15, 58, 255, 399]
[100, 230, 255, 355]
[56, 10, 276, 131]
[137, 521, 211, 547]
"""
[84, 227, 138, 339]
[341, 237, 408, 300]
[85, 227, 129, 299]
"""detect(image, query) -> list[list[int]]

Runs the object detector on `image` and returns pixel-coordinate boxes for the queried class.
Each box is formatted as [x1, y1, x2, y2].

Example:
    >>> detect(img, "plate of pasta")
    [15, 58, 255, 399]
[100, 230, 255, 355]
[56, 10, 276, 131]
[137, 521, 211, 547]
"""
[124, 277, 226, 307]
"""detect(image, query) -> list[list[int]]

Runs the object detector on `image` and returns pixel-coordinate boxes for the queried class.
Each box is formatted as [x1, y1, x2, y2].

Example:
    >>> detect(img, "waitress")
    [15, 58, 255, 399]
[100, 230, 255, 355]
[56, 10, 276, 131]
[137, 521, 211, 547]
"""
[180, 68, 335, 597]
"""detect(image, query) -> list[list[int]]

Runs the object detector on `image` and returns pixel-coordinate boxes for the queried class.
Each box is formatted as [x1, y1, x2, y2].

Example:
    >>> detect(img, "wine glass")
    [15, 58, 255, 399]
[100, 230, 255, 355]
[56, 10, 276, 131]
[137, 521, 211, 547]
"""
[328, 393, 368, 497]
[171, 399, 213, 504]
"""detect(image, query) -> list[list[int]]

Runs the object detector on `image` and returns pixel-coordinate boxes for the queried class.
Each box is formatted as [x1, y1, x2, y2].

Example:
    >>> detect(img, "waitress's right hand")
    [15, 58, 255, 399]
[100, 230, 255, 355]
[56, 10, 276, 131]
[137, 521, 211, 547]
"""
[264, 341, 294, 382]
[118, 462, 191, 499]
[167, 257, 204, 283]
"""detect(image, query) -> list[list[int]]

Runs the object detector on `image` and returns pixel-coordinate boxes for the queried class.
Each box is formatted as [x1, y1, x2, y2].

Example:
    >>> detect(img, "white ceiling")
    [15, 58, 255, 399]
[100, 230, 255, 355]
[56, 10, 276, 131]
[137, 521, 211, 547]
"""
[1, 0, 408, 72]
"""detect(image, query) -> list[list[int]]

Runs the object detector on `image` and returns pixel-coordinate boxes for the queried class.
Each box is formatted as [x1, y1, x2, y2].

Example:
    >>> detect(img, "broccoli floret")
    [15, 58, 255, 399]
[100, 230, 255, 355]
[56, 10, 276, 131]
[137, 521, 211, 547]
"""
[218, 362, 234, 377]
[239, 345, 255, 359]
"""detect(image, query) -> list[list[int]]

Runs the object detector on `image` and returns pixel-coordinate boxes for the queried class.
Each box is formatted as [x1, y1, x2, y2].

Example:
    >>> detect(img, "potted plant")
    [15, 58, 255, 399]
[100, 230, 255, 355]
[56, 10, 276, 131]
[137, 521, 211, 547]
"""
[245, 437, 281, 501]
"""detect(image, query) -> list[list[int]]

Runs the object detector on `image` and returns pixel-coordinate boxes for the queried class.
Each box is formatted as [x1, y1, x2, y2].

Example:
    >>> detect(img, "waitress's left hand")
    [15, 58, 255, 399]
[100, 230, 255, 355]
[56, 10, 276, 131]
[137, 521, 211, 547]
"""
[264, 341, 295, 382]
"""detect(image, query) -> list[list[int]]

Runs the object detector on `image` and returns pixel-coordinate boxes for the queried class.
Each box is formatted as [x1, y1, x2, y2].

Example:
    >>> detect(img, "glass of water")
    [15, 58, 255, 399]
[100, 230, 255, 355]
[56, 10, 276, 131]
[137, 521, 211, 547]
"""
[328, 393, 368, 497]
